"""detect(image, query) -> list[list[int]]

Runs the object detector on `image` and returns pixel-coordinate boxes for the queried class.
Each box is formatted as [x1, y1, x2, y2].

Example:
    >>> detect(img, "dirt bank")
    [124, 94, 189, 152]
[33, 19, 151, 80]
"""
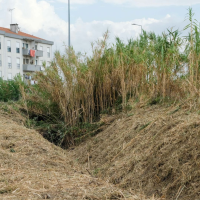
[68, 105, 200, 200]
[0, 113, 155, 200]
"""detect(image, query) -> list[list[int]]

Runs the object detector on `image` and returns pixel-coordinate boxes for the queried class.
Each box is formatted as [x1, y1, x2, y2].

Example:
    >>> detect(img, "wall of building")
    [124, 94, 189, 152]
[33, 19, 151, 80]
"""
[0, 36, 2, 78]
[37, 42, 52, 67]
[0, 35, 5, 79]
[4, 36, 23, 80]
[0, 34, 53, 80]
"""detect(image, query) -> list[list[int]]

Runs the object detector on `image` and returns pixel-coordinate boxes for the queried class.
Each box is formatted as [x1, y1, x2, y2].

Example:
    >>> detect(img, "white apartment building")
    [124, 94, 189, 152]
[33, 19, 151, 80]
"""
[0, 24, 54, 80]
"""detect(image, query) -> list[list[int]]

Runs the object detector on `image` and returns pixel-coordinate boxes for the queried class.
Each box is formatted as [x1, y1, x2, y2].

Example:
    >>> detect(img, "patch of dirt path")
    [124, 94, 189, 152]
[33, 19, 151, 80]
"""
[0, 115, 154, 200]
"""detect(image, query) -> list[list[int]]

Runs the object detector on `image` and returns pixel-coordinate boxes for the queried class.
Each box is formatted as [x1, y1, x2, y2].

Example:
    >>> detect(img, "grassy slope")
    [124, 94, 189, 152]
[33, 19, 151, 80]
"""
[0, 112, 156, 200]
[68, 105, 200, 200]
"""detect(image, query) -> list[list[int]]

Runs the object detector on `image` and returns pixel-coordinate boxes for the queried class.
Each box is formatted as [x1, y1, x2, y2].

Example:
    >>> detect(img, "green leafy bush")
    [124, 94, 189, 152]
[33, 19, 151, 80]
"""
[0, 76, 22, 102]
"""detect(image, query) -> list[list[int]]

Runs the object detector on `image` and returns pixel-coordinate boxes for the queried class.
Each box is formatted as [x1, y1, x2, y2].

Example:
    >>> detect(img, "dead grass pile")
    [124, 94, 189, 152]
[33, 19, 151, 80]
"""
[0, 115, 158, 200]
[68, 105, 200, 200]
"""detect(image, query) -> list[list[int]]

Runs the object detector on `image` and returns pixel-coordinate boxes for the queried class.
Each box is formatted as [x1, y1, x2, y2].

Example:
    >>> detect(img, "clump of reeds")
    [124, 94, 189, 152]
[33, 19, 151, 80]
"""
[22, 8, 200, 146]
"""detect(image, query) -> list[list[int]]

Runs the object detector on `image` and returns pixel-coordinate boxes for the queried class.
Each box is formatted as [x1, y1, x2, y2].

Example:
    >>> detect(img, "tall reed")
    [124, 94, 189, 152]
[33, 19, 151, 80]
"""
[23, 8, 200, 144]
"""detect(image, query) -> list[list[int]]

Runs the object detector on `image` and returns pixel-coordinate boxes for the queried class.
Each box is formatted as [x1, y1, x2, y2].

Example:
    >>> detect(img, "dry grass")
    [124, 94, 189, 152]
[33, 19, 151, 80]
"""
[68, 104, 200, 200]
[23, 29, 186, 130]
[0, 114, 158, 200]
[19, 9, 200, 148]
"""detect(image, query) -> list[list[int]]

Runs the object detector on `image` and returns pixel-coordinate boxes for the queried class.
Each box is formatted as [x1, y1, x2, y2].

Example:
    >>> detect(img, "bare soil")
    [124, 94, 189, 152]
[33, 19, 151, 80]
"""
[68, 105, 200, 200]
[0, 112, 155, 200]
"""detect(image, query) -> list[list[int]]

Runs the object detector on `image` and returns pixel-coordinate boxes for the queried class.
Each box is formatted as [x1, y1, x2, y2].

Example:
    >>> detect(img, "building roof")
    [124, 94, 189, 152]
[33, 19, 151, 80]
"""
[0, 26, 53, 45]
[0, 27, 45, 40]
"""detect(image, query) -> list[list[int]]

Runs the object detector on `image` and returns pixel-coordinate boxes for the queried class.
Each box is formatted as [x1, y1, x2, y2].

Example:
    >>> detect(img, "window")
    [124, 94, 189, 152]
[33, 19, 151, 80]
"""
[36, 60, 38, 65]
[35, 45, 37, 50]
[40, 46, 43, 51]
[30, 60, 34, 65]
[23, 59, 29, 64]
[7, 40, 11, 52]
[8, 57, 12, 69]
[0, 38, 1, 50]
[23, 43, 28, 49]
[17, 58, 20, 69]
[8, 73, 12, 80]
[0, 71, 2, 78]
[16, 42, 20, 53]
[23, 58, 29, 64]
[47, 47, 50, 58]
[0, 54, 2, 66]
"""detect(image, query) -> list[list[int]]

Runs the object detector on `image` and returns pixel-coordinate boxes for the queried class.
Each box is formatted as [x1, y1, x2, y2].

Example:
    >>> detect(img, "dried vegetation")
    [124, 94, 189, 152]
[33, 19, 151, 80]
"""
[1, 7, 200, 200]
[69, 105, 200, 200]
[19, 8, 200, 146]
[0, 114, 159, 200]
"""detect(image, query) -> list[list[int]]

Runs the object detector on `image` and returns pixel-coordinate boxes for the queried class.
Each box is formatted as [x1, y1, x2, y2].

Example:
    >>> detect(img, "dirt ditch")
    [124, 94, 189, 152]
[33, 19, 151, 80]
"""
[0, 113, 156, 200]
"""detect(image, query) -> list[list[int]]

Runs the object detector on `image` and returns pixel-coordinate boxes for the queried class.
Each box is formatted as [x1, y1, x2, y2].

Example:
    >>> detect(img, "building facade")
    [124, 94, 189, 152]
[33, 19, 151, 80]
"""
[0, 24, 54, 80]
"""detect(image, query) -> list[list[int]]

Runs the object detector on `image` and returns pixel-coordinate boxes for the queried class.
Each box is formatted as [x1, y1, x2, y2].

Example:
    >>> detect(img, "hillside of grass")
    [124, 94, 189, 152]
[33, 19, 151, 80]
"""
[1, 7, 200, 200]
[1, 101, 200, 199]
[0, 113, 158, 200]
[68, 104, 200, 200]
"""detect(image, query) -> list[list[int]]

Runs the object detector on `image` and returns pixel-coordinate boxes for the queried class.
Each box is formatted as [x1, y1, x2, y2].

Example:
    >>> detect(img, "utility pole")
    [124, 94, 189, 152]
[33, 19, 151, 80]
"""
[68, 0, 70, 49]
[9, 8, 15, 24]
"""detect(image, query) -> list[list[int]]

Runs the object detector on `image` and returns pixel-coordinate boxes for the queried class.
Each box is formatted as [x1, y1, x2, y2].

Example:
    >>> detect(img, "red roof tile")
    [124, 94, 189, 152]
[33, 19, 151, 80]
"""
[0, 27, 45, 40]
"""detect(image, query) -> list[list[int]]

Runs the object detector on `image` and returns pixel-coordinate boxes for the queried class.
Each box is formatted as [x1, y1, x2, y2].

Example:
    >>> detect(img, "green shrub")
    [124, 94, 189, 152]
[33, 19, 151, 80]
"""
[0, 76, 23, 102]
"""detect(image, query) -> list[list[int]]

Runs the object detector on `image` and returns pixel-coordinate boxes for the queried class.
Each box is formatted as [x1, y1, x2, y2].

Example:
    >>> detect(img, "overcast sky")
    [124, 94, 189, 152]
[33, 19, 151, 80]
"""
[1, 0, 200, 55]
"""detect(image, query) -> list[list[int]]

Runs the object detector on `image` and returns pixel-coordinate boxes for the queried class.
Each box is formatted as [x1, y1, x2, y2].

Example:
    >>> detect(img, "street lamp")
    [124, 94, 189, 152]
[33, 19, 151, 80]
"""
[68, 0, 70, 49]
[132, 23, 143, 35]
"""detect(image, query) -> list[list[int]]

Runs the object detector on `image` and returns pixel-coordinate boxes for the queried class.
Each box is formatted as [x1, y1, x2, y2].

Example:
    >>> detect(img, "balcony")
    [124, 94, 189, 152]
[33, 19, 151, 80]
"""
[22, 48, 29, 56]
[36, 50, 43, 57]
[22, 49, 43, 57]
[23, 64, 42, 72]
